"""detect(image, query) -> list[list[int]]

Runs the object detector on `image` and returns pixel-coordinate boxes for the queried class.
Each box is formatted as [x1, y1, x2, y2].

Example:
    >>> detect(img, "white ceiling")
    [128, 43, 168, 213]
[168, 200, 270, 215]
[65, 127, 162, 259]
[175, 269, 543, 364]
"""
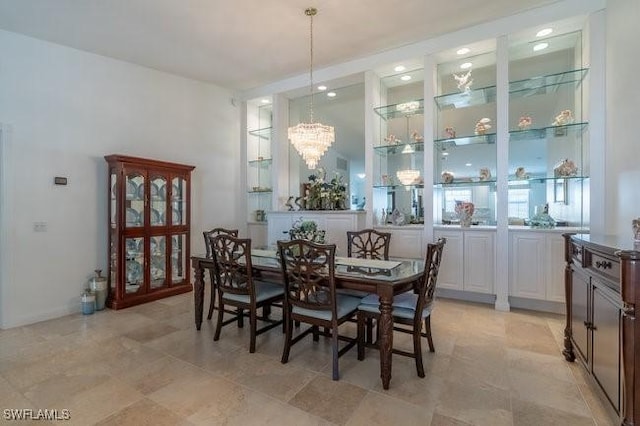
[0, 0, 563, 91]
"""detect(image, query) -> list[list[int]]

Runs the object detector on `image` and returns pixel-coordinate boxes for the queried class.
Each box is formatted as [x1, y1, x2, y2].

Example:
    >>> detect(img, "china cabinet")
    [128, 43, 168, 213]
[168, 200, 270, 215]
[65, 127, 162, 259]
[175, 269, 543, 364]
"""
[105, 155, 195, 309]
[373, 69, 425, 226]
[433, 51, 497, 227]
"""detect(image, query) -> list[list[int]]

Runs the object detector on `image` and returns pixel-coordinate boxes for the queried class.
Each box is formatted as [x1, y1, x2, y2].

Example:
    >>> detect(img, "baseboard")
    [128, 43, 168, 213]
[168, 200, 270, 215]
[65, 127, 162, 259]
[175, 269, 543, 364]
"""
[0, 304, 79, 330]
[509, 296, 566, 315]
[436, 288, 496, 306]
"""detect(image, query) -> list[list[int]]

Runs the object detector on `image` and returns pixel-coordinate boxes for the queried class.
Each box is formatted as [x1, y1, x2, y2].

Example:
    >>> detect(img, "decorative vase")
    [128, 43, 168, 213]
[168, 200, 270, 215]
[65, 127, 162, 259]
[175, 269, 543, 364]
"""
[633, 218, 640, 241]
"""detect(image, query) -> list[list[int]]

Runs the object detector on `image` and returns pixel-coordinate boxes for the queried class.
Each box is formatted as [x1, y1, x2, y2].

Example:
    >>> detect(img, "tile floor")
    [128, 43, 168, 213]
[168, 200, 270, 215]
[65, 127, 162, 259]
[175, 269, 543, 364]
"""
[0, 293, 619, 425]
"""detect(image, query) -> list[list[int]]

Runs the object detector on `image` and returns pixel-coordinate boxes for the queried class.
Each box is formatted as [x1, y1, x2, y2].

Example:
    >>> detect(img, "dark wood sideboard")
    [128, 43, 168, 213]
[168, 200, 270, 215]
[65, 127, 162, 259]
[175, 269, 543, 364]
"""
[563, 233, 640, 426]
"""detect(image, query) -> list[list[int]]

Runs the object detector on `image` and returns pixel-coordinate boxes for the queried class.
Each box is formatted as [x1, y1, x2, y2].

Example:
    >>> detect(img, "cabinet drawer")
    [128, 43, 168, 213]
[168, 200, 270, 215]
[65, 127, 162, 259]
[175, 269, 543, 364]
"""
[586, 249, 620, 283]
[570, 241, 583, 265]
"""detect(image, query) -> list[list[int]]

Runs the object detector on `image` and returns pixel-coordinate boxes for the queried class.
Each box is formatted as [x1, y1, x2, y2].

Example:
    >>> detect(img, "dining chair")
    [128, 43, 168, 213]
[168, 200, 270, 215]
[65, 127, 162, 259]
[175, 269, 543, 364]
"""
[278, 239, 363, 381]
[345, 228, 392, 343]
[210, 234, 284, 353]
[203, 228, 239, 320]
[356, 238, 446, 378]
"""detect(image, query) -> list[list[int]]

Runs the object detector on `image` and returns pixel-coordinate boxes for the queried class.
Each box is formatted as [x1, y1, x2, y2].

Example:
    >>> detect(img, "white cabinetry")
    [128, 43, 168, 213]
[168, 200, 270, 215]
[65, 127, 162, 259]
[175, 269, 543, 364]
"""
[435, 228, 495, 294]
[267, 211, 365, 256]
[509, 230, 568, 303]
[376, 227, 424, 259]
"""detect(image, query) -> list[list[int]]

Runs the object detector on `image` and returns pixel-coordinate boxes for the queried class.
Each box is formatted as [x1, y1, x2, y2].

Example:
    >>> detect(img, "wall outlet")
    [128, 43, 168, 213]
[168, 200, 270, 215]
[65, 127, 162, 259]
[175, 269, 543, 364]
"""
[33, 222, 47, 232]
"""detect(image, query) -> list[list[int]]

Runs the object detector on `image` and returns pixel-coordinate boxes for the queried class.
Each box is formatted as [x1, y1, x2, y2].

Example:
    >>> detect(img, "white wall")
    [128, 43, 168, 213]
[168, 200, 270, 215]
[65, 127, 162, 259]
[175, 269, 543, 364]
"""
[0, 30, 240, 328]
[606, 0, 640, 236]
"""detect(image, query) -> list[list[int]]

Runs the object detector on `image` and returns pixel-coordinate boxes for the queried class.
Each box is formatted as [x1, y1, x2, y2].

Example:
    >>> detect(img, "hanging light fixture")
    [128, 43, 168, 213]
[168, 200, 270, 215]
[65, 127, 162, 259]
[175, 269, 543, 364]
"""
[288, 7, 335, 170]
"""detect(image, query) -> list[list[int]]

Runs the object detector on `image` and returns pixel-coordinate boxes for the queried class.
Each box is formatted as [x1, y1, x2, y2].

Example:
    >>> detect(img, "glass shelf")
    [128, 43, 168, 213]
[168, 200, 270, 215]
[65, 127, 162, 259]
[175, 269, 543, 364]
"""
[509, 68, 588, 99]
[374, 142, 424, 155]
[434, 85, 496, 110]
[248, 158, 273, 166]
[509, 122, 588, 140]
[374, 99, 424, 120]
[435, 133, 496, 147]
[508, 175, 587, 183]
[248, 127, 273, 139]
[248, 188, 272, 194]
[434, 179, 497, 187]
[373, 184, 425, 190]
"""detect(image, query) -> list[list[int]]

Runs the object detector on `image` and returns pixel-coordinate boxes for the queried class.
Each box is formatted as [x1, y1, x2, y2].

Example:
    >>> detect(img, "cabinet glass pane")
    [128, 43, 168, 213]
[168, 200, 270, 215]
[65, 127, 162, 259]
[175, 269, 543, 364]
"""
[171, 177, 185, 225]
[247, 100, 273, 222]
[373, 69, 424, 225]
[150, 175, 167, 227]
[125, 173, 144, 228]
[434, 49, 497, 226]
[125, 237, 144, 293]
[170, 234, 186, 284]
[110, 230, 117, 291]
[508, 29, 587, 228]
[110, 170, 117, 226]
[150, 235, 167, 289]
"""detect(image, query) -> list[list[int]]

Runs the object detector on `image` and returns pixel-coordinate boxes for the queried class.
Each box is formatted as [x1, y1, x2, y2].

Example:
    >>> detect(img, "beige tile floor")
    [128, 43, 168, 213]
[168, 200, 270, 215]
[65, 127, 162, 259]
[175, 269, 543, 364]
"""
[0, 293, 619, 426]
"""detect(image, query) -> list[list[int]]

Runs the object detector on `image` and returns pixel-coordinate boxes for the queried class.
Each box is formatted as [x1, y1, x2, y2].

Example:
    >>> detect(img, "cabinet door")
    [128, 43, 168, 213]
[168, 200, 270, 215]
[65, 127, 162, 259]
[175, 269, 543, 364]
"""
[124, 168, 145, 229]
[571, 268, 589, 364]
[510, 232, 545, 299]
[267, 215, 293, 247]
[325, 216, 355, 257]
[545, 234, 566, 303]
[387, 229, 423, 259]
[464, 231, 494, 294]
[592, 283, 621, 412]
[434, 230, 463, 290]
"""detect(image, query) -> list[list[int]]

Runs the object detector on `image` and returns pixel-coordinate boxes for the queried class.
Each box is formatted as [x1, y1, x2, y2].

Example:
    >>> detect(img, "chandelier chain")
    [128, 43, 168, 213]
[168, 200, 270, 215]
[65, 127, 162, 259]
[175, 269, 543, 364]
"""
[307, 7, 315, 123]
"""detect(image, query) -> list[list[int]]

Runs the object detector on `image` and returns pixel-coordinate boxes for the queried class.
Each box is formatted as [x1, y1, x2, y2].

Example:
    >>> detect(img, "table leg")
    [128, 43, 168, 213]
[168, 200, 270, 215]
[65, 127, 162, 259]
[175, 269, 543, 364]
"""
[378, 292, 393, 389]
[193, 262, 205, 330]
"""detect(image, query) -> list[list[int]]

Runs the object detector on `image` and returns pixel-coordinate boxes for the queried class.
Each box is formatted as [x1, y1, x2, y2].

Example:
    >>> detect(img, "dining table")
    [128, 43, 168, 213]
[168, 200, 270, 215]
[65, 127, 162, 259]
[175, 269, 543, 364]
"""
[191, 250, 425, 390]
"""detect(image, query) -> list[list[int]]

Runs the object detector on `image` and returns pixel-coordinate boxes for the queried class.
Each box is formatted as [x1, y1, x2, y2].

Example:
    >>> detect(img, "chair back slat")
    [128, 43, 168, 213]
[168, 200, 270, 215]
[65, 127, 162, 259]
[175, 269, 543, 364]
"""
[415, 238, 446, 322]
[278, 240, 336, 313]
[211, 235, 254, 298]
[347, 229, 391, 260]
[203, 228, 238, 258]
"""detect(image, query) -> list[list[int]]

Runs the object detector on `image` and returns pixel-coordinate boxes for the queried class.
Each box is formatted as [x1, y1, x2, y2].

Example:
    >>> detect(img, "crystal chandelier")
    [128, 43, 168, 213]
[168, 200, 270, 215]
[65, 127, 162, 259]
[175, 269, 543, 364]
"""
[288, 7, 335, 170]
[396, 169, 420, 185]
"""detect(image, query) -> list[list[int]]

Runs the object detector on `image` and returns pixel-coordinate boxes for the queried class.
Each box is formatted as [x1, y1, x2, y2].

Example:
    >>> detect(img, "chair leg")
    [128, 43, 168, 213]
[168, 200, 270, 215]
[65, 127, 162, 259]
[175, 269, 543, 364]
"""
[413, 325, 425, 378]
[237, 307, 244, 328]
[366, 318, 373, 344]
[425, 316, 435, 352]
[357, 312, 365, 361]
[207, 282, 216, 320]
[332, 326, 340, 381]
[312, 325, 319, 342]
[281, 312, 292, 364]
[214, 300, 224, 341]
[249, 308, 257, 353]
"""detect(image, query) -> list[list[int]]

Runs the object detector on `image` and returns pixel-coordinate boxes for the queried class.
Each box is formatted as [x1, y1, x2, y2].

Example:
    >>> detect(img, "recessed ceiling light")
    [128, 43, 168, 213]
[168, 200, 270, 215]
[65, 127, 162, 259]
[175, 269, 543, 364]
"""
[317, 85, 327, 91]
[456, 47, 470, 55]
[400, 75, 412, 81]
[356, 173, 366, 179]
[442, 152, 449, 156]
[260, 99, 270, 104]
[460, 62, 473, 69]
[536, 28, 553, 37]
[465, 163, 472, 167]
[533, 42, 549, 52]
[327, 91, 337, 97]
[394, 65, 406, 72]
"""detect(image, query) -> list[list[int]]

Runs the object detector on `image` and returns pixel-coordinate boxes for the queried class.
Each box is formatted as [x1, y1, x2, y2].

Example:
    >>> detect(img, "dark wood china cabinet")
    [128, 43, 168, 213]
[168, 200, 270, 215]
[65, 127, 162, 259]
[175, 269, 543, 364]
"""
[105, 155, 195, 309]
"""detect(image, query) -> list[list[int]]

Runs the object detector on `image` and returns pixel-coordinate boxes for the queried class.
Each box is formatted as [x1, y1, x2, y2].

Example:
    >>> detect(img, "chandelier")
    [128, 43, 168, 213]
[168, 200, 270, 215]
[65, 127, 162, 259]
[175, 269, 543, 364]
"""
[396, 169, 420, 185]
[288, 7, 335, 170]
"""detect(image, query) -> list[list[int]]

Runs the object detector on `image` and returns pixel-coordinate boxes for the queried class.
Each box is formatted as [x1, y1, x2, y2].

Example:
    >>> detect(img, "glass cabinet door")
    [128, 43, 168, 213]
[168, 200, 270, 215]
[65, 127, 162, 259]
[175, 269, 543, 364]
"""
[508, 29, 587, 228]
[171, 176, 186, 226]
[125, 171, 145, 228]
[150, 173, 167, 227]
[150, 235, 167, 289]
[433, 48, 497, 226]
[125, 236, 144, 294]
[170, 233, 187, 284]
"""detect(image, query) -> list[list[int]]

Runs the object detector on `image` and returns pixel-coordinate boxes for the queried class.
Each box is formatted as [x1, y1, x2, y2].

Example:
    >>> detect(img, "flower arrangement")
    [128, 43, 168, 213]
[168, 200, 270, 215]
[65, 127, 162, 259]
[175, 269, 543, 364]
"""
[289, 218, 326, 243]
[305, 167, 348, 210]
[455, 200, 475, 227]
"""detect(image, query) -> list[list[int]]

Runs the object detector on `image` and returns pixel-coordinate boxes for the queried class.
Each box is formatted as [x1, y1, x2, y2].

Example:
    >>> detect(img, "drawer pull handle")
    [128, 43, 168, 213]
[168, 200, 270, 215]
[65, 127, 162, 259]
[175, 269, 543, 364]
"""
[595, 260, 612, 270]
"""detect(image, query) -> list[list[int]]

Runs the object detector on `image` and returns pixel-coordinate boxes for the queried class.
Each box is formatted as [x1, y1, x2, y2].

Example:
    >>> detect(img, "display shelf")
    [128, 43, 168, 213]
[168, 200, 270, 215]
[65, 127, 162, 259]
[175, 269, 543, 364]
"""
[435, 179, 498, 187]
[248, 158, 273, 166]
[508, 68, 588, 98]
[509, 122, 588, 140]
[434, 85, 496, 110]
[435, 133, 496, 146]
[507, 175, 587, 183]
[373, 184, 425, 190]
[374, 142, 424, 155]
[248, 188, 273, 193]
[374, 99, 424, 120]
[248, 127, 273, 139]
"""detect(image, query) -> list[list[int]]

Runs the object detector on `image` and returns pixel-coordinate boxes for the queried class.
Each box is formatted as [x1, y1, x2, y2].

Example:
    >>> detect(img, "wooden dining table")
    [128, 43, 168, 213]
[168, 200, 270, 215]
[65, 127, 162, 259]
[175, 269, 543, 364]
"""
[191, 251, 425, 390]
